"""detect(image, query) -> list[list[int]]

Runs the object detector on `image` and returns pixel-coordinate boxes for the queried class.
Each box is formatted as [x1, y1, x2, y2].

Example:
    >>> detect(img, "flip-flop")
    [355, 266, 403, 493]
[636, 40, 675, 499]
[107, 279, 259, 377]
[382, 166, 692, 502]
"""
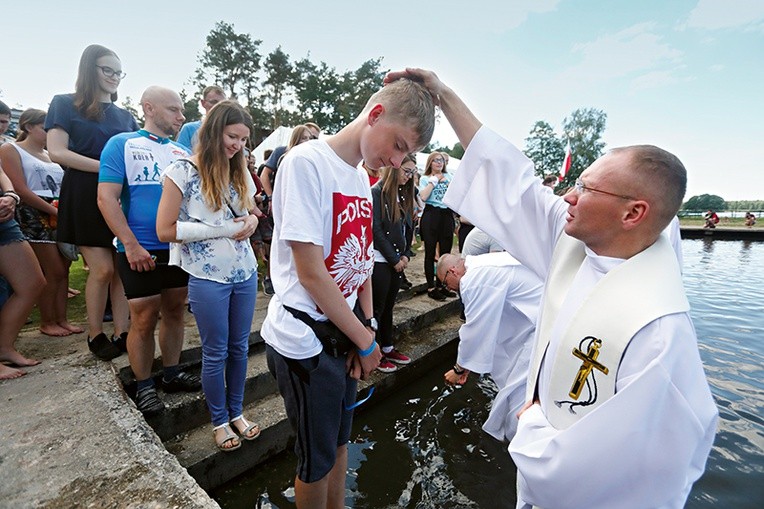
[230, 416, 261, 441]
[213, 423, 241, 452]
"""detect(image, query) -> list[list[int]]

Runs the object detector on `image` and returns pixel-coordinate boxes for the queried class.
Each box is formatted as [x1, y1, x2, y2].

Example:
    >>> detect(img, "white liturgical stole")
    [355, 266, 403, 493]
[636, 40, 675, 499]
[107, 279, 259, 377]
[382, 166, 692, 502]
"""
[527, 234, 689, 429]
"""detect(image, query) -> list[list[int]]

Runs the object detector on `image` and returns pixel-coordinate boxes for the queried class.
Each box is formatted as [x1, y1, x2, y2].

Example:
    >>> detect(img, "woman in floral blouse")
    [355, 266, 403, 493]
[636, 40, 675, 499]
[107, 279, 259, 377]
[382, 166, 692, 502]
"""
[156, 101, 260, 452]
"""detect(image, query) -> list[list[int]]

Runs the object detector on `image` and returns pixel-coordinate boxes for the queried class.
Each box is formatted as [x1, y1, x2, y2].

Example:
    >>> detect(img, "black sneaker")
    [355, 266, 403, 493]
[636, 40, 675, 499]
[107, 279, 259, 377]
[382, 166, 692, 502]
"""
[440, 287, 456, 298]
[263, 277, 274, 296]
[112, 332, 128, 353]
[88, 332, 121, 361]
[162, 371, 202, 393]
[427, 288, 446, 301]
[400, 273, 413, 290]
[135, 387, 165, 415]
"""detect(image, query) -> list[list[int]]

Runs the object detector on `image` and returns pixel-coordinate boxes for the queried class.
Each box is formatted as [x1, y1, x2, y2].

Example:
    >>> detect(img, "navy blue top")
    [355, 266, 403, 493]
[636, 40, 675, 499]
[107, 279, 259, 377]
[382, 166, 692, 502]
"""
[44, 93, 138, 160]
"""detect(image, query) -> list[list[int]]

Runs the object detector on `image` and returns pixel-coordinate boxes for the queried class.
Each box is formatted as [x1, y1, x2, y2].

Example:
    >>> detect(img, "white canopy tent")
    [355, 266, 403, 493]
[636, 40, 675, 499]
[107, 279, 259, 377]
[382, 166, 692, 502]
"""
[252, 126, 293, 166]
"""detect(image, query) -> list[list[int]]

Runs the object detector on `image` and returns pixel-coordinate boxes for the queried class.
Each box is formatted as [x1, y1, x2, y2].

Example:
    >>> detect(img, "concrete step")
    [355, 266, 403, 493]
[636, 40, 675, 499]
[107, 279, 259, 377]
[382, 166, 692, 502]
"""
[167, 311, 465, 492]
[143, 289, 460, 442]
[115, 280, 431, 389]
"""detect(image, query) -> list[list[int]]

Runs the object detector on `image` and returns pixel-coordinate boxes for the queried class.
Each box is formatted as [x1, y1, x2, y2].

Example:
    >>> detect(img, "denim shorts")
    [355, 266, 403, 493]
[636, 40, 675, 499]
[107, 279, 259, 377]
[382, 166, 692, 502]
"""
[0, 219, 25, 246]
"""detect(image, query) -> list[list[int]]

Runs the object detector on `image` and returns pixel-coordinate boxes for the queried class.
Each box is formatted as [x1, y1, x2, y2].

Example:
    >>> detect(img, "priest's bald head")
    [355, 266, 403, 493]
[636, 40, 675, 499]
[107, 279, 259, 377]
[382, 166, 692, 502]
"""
[562, 145, 686, 259]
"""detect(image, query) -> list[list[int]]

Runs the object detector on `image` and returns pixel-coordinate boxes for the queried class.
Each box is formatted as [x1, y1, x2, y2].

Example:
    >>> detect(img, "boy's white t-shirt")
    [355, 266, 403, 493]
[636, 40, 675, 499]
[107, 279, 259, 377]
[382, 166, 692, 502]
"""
[261, 139, 374, 359]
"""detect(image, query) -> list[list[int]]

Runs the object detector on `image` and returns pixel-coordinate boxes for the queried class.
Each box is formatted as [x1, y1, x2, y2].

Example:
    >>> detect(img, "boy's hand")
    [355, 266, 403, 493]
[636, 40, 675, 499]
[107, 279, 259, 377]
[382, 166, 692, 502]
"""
[346, 351, 362, 380]
[357, 334, 382, 379]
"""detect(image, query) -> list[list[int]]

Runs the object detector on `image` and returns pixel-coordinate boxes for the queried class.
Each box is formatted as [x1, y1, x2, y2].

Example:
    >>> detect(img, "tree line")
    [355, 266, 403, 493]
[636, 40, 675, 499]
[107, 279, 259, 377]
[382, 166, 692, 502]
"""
[186, 21, 385, 138]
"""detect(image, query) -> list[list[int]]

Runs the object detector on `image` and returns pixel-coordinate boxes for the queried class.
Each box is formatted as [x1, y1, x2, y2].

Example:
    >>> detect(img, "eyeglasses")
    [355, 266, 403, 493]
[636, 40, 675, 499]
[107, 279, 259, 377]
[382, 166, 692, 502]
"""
[442, 269, 455, 290]
[574, 178, 635, 201]
[96, 66, 126, 80]
[432, 158, 444, 164]
[402, 167, 416, 176]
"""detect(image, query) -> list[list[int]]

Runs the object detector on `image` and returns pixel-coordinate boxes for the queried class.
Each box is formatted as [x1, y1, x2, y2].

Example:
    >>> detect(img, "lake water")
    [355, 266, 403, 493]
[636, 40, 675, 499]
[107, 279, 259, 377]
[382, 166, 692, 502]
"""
[213, 238, 764, 508]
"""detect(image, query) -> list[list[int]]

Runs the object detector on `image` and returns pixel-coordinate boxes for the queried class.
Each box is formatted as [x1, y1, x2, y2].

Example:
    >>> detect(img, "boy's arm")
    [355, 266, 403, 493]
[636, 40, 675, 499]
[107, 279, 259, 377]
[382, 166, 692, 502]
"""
[292, 241, 381, 378]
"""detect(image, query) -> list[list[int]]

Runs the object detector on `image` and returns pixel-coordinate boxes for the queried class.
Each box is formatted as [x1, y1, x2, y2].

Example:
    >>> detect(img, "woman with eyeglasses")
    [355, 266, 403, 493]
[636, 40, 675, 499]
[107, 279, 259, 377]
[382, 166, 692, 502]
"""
[371, 155, 417, 372]
[418, 152, 456, 300]
[156, 101, 261, 452]
[45, 44, 137, 361]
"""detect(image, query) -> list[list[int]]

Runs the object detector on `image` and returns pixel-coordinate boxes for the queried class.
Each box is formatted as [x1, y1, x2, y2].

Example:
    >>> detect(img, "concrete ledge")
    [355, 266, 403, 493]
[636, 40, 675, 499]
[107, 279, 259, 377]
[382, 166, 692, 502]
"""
[680, 226, 764, 240]
[0, 350, 216, 508]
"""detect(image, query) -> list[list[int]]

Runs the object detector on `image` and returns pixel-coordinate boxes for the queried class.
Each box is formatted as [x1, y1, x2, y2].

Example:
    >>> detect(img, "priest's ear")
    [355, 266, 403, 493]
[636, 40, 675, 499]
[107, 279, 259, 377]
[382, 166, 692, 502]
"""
[621, 199, 649, 231]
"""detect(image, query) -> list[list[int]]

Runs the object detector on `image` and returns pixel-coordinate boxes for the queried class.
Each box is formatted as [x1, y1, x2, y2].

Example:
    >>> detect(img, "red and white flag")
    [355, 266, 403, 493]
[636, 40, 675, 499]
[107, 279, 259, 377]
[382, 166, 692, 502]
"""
[559, 141, 571, 181]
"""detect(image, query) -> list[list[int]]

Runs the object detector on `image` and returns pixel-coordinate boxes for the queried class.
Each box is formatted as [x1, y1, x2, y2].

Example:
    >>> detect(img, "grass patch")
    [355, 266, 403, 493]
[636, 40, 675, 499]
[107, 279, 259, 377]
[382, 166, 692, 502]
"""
[22, 257, 89, 331]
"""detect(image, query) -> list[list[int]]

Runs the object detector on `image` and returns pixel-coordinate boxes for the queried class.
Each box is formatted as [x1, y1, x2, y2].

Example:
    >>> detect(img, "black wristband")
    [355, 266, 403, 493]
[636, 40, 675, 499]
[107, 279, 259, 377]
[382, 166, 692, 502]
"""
[453, 364, 465, 375]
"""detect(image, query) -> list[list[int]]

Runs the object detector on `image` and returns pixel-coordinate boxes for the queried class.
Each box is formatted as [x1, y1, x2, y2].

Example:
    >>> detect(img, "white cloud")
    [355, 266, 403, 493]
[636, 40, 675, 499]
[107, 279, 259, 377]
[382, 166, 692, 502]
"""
[709, 64, 725, 72]
[630, 70, 682, 90]
[684, 0, 764, 30]
[434, 0, 561, 33]
[559, 23, 683, 87]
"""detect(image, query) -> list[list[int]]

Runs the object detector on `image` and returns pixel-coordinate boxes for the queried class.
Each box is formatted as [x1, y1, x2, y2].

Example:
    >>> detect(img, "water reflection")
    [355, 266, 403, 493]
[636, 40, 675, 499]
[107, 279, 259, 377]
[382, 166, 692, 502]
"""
[700, 236, 715, 261]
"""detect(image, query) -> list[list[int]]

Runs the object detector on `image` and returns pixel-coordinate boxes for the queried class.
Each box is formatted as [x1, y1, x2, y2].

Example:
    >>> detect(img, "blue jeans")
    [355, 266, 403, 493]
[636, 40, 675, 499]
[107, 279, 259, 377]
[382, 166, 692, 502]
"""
[188, 274, 258, 426]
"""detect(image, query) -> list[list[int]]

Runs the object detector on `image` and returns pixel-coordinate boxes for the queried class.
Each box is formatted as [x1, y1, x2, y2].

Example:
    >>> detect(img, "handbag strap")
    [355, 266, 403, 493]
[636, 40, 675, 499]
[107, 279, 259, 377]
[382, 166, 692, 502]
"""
[283, 305, 320, 327]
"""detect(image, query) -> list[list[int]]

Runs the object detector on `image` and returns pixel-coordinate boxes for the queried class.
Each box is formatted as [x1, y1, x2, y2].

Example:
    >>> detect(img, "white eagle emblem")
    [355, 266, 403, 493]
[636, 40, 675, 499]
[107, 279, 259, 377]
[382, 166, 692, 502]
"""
[329, 225, 373, 295]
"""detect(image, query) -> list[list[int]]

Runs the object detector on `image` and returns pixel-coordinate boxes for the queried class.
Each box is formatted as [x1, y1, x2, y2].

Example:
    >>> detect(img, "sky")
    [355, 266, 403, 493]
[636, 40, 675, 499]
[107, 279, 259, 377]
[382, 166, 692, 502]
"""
[2, 0, 763, 200]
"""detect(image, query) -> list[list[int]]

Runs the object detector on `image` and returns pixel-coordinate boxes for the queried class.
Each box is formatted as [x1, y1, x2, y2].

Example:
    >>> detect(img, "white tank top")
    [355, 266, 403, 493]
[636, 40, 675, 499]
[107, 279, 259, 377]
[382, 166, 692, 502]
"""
[10, 143, 64, 198]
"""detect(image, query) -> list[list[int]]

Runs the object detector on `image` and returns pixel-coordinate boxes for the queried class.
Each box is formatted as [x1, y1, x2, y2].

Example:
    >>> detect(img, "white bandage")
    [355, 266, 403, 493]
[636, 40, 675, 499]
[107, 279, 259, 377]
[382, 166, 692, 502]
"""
[175, 220, 243, 242]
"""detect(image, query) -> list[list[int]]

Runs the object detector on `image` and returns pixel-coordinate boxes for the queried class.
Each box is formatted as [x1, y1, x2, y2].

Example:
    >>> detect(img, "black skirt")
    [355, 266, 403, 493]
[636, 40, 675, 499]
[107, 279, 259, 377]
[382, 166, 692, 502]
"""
[56, 168, 115, 248]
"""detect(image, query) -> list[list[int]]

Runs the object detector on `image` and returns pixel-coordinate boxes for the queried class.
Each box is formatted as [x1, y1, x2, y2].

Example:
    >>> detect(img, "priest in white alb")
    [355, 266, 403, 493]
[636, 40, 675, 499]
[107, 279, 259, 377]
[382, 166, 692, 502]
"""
[439, 251, 543, 441]
[385, 68, 718, 509]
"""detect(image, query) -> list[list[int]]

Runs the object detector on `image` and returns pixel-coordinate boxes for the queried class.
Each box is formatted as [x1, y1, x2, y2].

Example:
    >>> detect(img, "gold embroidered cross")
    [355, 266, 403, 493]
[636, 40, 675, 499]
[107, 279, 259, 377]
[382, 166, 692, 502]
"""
[569, 338, 609, 400]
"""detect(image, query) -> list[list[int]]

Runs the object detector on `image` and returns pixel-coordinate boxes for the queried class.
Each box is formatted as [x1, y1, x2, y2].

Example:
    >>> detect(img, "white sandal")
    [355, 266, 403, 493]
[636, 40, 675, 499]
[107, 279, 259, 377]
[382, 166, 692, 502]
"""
[213, 423, 241, 452]
[230, 415, 261, 441]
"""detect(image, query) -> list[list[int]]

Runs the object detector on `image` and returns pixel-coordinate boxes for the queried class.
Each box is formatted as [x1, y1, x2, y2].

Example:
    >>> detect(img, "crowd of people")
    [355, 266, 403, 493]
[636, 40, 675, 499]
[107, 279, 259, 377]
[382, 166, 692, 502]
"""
[0, 43, 720, 509]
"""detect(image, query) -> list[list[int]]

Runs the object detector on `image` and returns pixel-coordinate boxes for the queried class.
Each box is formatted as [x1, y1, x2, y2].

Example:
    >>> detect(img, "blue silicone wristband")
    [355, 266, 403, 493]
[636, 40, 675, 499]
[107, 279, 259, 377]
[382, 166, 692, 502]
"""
[358, 341, 377, 358]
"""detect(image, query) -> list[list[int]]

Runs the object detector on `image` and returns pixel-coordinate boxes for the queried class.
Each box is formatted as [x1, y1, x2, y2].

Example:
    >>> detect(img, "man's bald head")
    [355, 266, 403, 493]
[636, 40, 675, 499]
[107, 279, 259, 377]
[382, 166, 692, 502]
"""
[611, 145, 687, 234]
[436, 253, 459, 280]
[140, 86, 185, 138]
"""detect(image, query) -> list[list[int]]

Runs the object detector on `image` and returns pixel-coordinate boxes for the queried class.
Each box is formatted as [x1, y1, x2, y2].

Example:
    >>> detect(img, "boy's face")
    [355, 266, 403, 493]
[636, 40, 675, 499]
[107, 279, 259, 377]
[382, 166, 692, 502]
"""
[361, 105, 421, 169]
[0, 114, 10, 135]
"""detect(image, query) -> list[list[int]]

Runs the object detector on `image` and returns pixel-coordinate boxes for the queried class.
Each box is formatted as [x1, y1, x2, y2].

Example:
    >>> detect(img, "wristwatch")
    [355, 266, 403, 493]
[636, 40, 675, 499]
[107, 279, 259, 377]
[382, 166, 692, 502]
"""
[363, 317, 378, 332]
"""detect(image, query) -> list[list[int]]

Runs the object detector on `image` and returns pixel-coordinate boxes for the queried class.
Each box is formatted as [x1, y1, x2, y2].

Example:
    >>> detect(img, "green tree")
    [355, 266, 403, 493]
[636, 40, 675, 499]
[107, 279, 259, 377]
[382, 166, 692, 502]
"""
[179, 89, 201, 123]
[560, 108, 607, 188]
[121, 96, 144, 127]
[333, 58, 386, 133]
[292, 58, 340, 130]
[193, 21, 262, 104]
[262, 46, 296, 128]
[448, 143, 465, 159]
[683, 194, 726, 212]
[524, 120, 564, 178]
